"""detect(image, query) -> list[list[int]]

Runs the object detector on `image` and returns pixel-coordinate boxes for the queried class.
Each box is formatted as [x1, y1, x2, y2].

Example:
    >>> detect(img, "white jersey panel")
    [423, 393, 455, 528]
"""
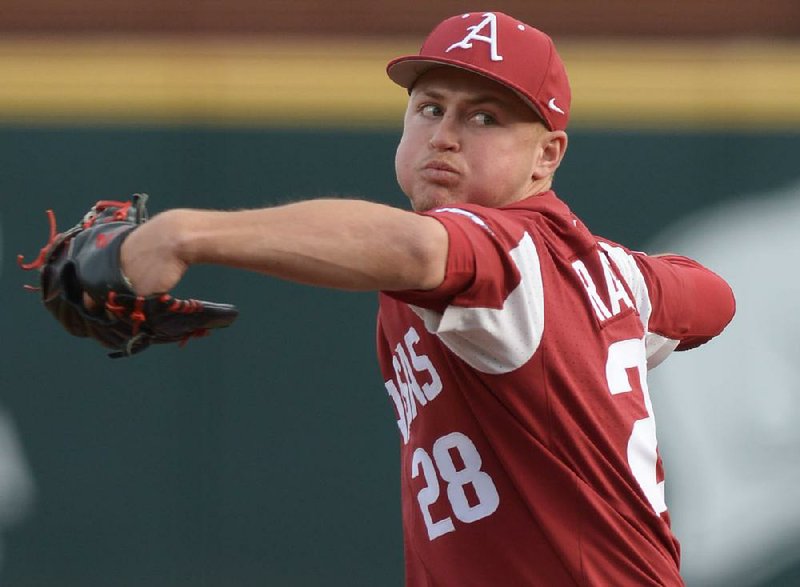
[409, 232, 544, 375]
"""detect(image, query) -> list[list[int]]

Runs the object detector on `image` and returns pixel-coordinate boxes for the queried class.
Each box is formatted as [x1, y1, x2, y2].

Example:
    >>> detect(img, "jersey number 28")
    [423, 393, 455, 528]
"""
[412, 432, 500, 540]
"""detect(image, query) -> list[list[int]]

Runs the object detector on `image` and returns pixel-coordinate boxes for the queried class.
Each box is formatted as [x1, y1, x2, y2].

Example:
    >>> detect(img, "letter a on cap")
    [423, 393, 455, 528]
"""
[446, 13, 503, 62]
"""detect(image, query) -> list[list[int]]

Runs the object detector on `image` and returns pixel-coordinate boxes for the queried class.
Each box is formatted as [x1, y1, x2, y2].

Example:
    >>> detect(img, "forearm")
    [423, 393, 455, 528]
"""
[156, 199, 448, 293]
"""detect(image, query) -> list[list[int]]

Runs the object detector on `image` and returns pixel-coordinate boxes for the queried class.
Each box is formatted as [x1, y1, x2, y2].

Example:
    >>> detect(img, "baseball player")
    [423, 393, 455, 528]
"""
[115, 12, 735, 586]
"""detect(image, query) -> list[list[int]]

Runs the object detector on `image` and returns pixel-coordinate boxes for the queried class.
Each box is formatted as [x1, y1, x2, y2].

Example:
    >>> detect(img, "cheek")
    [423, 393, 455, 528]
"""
[394, 134, 416, 192]
[489, 143, 535, 178]
[468, 147, 535, 197]
[469, 153, 513, 182]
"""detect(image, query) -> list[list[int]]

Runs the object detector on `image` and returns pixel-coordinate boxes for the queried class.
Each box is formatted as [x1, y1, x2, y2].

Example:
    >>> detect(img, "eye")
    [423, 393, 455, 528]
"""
[420, 103, 443, 118]
[472, 112, 497, 126]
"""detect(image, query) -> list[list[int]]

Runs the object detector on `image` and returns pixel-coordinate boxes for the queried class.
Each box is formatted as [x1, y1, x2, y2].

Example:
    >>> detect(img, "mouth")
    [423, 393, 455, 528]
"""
[422, 160, 459, 174]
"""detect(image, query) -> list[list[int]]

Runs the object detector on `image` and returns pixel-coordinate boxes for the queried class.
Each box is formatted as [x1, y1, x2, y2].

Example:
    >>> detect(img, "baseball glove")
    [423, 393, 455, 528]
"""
[18, 193, 238, 358]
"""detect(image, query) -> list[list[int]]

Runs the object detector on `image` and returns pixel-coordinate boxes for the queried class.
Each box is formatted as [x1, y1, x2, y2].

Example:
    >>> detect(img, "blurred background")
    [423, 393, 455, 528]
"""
[1, 1, 799, 585]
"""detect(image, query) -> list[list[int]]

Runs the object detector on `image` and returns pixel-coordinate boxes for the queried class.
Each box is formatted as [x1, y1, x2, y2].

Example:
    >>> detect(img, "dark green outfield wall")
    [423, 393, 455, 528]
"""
[1, 127, 799, 586]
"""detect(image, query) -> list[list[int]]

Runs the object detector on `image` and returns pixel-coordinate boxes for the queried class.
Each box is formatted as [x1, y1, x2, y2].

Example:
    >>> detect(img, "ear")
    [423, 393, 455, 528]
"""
[532, 131, 568, 180]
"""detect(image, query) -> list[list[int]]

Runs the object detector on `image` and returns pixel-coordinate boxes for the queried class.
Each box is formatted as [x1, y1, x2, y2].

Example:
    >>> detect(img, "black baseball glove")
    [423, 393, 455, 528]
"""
[18, 194, 238, 358]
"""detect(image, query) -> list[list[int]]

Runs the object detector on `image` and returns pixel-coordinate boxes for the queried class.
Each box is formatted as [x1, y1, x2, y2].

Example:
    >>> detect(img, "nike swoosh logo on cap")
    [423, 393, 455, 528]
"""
[547, 97, 565, 115]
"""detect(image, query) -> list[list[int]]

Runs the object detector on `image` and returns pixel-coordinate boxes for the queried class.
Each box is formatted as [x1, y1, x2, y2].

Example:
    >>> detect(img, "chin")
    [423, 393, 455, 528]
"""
[409, 190, 456, 212]
[410, 199, 442, 213]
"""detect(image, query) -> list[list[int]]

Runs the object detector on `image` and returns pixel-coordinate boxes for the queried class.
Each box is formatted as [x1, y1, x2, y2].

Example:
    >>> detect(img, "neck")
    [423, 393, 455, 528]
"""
[510, 176, 552, 204]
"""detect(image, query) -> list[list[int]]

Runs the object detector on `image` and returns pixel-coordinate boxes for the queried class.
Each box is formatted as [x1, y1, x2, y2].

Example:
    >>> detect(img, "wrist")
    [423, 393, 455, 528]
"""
[167, 209, 202, 266]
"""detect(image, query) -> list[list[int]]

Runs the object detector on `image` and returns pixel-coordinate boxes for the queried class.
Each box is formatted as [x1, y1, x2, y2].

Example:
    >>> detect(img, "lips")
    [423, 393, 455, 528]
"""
[423, 160, 459, 174]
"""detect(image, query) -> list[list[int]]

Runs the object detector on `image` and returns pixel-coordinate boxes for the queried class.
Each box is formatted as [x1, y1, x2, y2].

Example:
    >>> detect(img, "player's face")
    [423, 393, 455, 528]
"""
[395, 67, 552, 211]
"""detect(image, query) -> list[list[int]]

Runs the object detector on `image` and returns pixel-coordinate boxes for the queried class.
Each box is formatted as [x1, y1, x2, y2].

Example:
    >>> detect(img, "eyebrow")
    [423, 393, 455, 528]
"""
[415, 88, 512, 109]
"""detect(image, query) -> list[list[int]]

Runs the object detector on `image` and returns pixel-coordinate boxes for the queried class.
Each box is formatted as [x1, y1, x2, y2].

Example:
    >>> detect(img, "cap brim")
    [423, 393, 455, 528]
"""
[386, 55, 551, 128]
[386, 56, 455, 88]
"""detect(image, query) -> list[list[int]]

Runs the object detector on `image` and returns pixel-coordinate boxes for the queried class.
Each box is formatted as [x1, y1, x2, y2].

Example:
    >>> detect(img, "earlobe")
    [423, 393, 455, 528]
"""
[532, 131, 568, 180]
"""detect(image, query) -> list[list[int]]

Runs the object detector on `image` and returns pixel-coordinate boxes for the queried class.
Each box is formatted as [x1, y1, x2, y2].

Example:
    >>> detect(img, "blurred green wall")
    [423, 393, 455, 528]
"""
[1, 127, 799, 586]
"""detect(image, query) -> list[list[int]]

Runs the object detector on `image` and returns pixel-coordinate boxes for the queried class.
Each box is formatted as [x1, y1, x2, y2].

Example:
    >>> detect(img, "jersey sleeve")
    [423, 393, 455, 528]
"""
[385, 206, 521, 310]
[598, 241, 735, 367]
[383, 206, 547, 375]
[634, 253, 736, 352]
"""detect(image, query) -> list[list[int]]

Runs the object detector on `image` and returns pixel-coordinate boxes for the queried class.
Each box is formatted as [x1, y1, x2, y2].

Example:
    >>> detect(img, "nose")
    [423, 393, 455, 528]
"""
[429, 115, 460, 152]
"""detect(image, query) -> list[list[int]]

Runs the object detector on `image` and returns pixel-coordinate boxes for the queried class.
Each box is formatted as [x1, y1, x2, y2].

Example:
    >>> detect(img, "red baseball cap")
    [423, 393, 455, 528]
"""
[387, 11, 571, 131]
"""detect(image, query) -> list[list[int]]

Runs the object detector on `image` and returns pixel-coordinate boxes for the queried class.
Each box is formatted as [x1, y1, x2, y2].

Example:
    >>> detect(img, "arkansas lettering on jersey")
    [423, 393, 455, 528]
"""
[376, 191, 734, 586]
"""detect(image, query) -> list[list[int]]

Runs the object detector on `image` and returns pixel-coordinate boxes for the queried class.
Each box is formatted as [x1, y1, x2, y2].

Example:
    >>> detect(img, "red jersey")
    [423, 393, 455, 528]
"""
[376, 191, 735, 586]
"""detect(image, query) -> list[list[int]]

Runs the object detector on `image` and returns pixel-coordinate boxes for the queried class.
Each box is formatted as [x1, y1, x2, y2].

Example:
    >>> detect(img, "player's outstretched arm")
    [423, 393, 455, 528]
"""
[120, 198, 449, 296]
